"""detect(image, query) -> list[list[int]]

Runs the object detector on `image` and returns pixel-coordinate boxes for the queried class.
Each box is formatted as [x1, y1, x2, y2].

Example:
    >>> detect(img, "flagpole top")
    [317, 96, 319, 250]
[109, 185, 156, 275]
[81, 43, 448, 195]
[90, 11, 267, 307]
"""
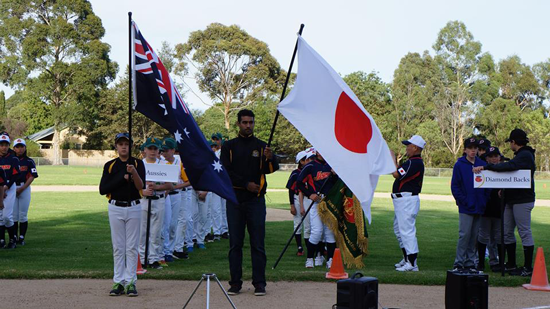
[128, 12, 132, 17]
[298, 24, 305, 35]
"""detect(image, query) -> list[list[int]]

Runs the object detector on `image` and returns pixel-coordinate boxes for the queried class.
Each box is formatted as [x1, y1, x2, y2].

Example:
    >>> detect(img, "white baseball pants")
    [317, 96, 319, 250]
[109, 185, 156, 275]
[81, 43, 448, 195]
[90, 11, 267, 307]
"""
[292, 194, 311, 238]
[308, 201, 334, 245]
[108, 203, 141, 285]
[163, 193, 181, 256]
[392, 193, 420, 255]
[14, 185, 31, 222]
[139, 197, 165, 264]
[0, 185, 15, 228]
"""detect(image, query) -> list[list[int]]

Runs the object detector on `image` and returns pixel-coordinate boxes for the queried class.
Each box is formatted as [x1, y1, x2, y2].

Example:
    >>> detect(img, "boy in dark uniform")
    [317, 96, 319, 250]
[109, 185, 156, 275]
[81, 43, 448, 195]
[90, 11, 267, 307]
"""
[99, 133, 146, 297]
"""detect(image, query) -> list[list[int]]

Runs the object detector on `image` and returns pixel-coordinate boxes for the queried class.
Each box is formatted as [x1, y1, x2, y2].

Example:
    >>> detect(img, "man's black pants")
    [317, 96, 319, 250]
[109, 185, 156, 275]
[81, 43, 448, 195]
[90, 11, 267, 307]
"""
[227, 196, 266, 288]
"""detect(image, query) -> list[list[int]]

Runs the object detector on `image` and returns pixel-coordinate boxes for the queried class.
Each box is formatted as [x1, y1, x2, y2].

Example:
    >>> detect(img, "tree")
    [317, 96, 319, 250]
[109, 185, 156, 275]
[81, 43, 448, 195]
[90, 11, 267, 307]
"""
[432, 21, 486, 159]
[389, 52, 440, 161]
[0, 0, 117, 164]
[498, 56, 541, 110]
[0, 90, 5, 118]
[175, 23, 283, 130]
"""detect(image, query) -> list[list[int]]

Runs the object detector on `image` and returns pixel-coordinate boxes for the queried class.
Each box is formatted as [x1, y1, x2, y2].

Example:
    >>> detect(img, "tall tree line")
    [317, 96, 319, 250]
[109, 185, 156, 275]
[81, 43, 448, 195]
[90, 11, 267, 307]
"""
[1, 3, 549, 169]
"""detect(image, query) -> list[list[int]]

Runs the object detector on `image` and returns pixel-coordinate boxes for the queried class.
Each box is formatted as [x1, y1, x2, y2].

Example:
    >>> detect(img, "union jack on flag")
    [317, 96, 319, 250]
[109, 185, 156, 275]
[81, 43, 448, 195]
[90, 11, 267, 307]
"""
[131, 21, 237, 204]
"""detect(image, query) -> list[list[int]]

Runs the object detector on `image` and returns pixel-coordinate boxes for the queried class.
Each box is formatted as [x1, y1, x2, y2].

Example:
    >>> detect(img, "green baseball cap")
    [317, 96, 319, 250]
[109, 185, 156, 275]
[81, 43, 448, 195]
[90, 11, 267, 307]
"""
[162, 138, 177, 150]
[143, 137, 161, 149]
[139, 143, 145, 151]
[211, 132, 223, 140]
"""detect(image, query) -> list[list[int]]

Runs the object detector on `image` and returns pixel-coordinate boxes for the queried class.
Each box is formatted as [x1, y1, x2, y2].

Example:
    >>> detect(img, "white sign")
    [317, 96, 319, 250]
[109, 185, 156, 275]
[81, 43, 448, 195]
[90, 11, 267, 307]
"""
[473, 170, 531, 189]
[144, 163, 179, 183]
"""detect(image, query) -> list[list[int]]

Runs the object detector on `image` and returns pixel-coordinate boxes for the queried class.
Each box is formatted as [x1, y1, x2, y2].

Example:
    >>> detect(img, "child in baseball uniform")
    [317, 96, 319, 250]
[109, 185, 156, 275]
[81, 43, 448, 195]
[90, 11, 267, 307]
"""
[139, 137, 174, 269]
[12, 138, 38, 245]
[0, 133, 20, 249]
[99, 133, 145, 296]
[161, 138, 190, 261]
[286, 151, 310, 256]
[296, 151, 337, 269]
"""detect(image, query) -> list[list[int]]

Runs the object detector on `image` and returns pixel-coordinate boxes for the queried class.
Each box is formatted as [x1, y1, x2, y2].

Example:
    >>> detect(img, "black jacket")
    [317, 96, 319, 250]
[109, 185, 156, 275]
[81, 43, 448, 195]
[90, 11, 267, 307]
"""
[221, 134, 279, 203]
[485, 146, 536, 204]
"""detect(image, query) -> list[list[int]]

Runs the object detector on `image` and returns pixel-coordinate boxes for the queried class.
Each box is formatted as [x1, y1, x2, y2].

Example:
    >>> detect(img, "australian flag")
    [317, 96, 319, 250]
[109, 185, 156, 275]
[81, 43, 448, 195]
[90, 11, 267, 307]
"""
[131, 21, 238, 204]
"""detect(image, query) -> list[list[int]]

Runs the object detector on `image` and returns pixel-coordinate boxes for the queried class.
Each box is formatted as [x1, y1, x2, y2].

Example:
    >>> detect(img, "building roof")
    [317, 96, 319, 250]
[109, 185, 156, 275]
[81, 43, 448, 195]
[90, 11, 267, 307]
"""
[27, 126, 55, 142]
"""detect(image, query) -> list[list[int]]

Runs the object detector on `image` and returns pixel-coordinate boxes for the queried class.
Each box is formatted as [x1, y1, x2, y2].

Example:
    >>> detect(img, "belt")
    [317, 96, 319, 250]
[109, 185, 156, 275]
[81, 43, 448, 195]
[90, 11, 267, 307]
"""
[109, 199, 141, 207]
[168, 191, 180, 195]
[146, 194, 165, 200]
[181, 187, 191, 192]
[391, 193, 418, 199]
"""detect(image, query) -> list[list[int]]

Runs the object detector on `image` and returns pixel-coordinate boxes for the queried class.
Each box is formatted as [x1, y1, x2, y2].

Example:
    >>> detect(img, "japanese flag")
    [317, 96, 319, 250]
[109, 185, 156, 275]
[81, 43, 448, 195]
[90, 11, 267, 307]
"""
[278, 36, 396, 223]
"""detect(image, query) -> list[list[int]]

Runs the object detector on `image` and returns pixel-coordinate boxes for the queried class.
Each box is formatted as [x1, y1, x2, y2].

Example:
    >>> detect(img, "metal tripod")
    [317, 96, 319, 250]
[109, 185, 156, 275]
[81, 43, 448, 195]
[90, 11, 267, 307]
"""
[182, 273, 237, 309]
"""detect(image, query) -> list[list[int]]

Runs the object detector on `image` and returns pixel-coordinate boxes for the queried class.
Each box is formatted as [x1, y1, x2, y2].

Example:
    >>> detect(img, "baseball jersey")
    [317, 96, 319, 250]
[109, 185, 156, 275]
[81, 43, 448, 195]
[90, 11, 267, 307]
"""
[99, 157, 146, 201]
[0, 168, 6, 187]
[0, 152, 20, 188]
[166, 157, 189, 185]
[296, 159, 335, 197]
[392, 155, 424, 194]
[15, 155, 39, 185]
[286, 168, 301, 204]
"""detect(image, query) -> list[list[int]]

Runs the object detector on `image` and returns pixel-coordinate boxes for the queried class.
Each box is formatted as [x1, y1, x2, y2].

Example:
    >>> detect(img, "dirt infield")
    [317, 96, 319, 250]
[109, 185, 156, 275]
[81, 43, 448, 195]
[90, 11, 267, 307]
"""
[0, 279, 548, 309]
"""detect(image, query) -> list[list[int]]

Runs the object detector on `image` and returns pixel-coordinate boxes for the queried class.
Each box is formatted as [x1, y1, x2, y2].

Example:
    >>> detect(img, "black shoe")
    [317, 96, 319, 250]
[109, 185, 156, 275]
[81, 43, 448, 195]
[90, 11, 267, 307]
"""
[0, 239, 5, 249]
[149, 261, 163, 269]
[205, 233, 215, 243]
[16, 237, 25, 246]
[221, 232, 229, 239]
[254, 285, 266, 296]
[173, 251, 189, 260]
[126, 283, 138, 297]
[509, 267, 533, 277]
[6, 240, 16, 249]
[490, 265, 502, 272]
[227, 285, 241, 295]
[109, 283, 125, 296]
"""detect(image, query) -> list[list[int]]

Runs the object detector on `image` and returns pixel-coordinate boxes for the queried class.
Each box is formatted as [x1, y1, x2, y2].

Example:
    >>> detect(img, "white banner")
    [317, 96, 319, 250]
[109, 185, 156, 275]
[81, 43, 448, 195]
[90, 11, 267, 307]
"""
[144, 163, 180, 183]
[474, 170, 531, 189]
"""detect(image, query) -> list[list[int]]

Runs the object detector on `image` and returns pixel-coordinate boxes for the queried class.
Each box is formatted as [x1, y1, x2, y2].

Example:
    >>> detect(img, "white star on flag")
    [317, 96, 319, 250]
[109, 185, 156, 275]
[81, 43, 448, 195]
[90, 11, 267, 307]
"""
[212, 160, 223, 173]
[174, 130, 183, 143]
[184, 128, 190, 138]
[159, 103, 168, 115]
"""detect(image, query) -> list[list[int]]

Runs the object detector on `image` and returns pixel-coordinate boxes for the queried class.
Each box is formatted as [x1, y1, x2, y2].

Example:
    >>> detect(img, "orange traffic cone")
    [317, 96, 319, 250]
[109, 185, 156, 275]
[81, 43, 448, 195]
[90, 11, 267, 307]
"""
[523, 247, 550, 291]
[326, 248, 349, 279]
[137, 254, 147, 275]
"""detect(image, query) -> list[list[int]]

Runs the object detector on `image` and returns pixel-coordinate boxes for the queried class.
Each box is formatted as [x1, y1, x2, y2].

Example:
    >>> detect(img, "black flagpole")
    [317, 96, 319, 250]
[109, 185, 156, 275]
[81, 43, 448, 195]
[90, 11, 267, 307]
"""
[272, 176, 330, 270]
[266, 24, 304, 147]
[500, 189, 505, 276]
[128, 12, 133, 148]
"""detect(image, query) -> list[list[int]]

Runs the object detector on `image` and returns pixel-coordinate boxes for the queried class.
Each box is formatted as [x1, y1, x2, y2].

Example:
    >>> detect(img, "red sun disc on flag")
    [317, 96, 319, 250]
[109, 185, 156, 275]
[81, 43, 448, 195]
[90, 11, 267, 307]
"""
[334, 91, 373, 153]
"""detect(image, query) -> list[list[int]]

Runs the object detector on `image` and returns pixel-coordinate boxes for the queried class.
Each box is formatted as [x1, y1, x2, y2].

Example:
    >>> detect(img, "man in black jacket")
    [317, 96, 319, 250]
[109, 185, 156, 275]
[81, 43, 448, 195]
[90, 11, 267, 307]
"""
[221, 109, 279, 296]
[473, 129, 536, 277]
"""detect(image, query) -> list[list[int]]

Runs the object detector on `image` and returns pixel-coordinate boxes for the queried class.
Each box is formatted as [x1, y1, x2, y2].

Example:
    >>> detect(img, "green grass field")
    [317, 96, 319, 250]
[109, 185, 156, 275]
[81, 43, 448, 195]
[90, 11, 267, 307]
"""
[1, 191, 548, 287]
[32, 166, 550, 200]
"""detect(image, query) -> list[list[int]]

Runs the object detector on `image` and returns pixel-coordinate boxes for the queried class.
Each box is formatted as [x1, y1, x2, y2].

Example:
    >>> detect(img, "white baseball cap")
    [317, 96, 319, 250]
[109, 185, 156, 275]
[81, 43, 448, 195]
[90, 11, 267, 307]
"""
[0, 134, 10, 144]
[295, 151, 307, 163]
[13, 138, 26, 147]
[305, 147, 317, 159]
[402, 135, 426, 149]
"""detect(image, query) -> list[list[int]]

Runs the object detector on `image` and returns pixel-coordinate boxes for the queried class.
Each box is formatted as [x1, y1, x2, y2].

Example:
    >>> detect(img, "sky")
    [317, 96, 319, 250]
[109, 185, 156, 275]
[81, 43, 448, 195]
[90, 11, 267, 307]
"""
[2, 0, 550, 111]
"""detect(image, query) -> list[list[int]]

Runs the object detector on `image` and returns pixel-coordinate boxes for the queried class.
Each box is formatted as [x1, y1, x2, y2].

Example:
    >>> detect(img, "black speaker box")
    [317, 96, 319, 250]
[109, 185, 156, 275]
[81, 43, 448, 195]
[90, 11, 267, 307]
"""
[445, 270, 488, 309]
[336, 272, 378, 309]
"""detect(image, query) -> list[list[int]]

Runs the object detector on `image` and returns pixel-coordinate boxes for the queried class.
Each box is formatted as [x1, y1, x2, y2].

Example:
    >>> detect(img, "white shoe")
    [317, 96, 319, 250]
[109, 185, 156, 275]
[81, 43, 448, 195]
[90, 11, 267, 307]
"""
[394, 259, 407, 268]
[326, 258, 333, 269]
[314, 256, 325, 267]
[396, 261, 419, 272]
[305, 258, 314, 268]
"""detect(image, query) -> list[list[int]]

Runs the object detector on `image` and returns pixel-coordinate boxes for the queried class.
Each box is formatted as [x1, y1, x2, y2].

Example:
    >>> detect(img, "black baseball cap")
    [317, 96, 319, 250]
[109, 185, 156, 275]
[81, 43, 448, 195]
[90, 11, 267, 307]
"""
[477, 138, 491, 150]
[505, 129, 529, 143]
[115, 133, 132, 144]
[464, 137, 478, 148]
[485, 146, 501, 157]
